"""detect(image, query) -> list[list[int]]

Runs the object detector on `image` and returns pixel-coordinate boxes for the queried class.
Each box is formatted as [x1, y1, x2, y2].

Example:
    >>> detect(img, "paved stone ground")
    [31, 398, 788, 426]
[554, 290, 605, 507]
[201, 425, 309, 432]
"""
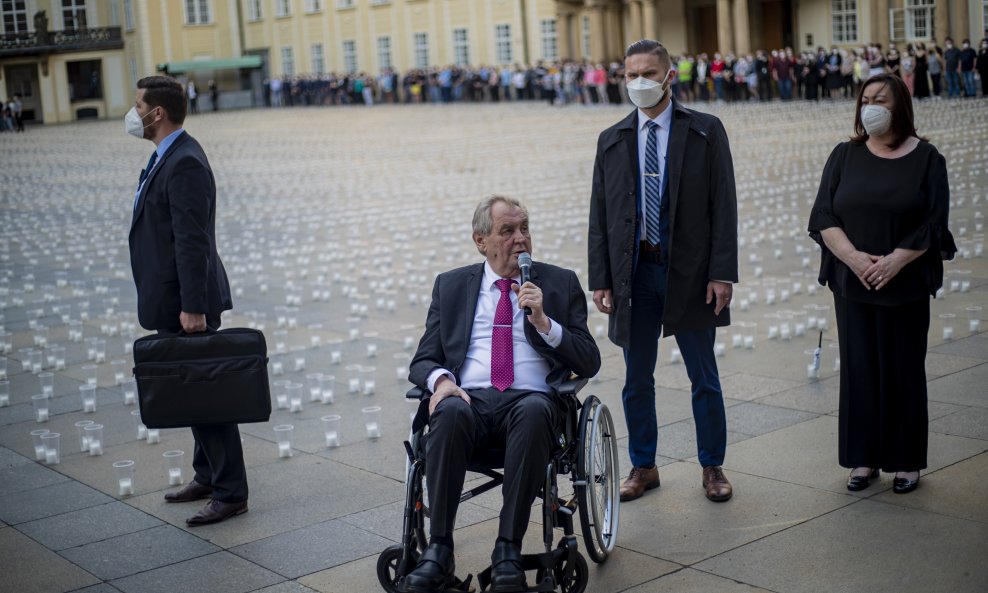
[1, 99, 986, 593]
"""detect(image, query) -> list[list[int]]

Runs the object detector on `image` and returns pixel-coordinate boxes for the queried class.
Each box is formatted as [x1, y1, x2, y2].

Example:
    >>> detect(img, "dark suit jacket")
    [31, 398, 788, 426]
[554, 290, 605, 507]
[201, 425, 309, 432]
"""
[128, 131, 232, 331]
[408, 261, 601, 393]
[588, 100, 738, 346]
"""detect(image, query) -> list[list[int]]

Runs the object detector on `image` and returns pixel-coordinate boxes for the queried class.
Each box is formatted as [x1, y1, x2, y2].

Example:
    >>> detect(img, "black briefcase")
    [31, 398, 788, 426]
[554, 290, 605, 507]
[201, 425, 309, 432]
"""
[133, 328, 271, 429]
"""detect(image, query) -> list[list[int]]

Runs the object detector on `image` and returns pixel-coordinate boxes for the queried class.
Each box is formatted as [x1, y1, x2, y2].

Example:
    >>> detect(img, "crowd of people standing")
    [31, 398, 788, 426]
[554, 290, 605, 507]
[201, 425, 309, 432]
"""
[260, 33, 987, 109]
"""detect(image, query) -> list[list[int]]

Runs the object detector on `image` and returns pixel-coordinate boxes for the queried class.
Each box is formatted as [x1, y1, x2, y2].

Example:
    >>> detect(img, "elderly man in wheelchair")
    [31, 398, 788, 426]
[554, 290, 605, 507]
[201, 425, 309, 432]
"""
[377, 196, 620, 593]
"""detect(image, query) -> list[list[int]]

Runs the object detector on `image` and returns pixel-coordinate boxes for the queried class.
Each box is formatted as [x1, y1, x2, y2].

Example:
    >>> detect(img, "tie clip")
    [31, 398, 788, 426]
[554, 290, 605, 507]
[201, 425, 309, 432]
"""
[644, 173, 660, 177]
[492, 324, 512, 328]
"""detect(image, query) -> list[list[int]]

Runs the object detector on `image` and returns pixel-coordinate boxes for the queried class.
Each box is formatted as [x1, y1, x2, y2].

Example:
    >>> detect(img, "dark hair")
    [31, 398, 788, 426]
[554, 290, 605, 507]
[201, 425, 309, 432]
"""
[850, 73, 927, 149]
[625, 39, 672, 70]
[137, 76, 187, 124]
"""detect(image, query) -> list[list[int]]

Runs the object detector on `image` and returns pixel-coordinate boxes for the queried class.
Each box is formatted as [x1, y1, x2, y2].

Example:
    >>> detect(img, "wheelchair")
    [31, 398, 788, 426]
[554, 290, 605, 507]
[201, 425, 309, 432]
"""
[377, 378, 621, 593]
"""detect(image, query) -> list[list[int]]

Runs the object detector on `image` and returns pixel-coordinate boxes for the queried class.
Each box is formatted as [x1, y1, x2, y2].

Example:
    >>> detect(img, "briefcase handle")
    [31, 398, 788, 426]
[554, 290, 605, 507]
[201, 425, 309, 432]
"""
[177, 325, 219, 337]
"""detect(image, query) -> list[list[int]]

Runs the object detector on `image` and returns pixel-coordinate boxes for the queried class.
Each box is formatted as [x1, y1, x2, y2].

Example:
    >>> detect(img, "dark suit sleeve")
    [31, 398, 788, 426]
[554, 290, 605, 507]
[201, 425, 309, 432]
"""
[553, 270, 601, 378]
[707, 119, 739, 283]
[408, 273, 444, 390]
[167, 155, 214, 314]
[587, 137, 611, 291]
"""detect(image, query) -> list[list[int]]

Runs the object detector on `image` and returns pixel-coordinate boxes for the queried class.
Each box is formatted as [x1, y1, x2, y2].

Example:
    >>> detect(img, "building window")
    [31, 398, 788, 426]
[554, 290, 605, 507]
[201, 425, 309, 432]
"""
[62, 0, 87, 30]
[2, 0, 28, 34]
[831, 0, 857, 43]
[123, 0, 134, 30]
[540, 18, 558, 61]
[581, 15, 591, 60]
[281, 46, 295, 76]
[311, 43, 325, 73]
[247, 0, 262, 20]
[904, 0, 934, 39]
[276, 0, 291, 17]
[109, 0, 120, 26]
[453, 28, 469, 66]
[305, 0, 322, 12]
[67, 60, 102, 101]
[414, 32, 429, 69]
[377, 36, 392, 69]
[185, 0, 210, 25]
[337, 0, 354, 8]
[343, 39, 357, 73]
[495, 24, 512, 64]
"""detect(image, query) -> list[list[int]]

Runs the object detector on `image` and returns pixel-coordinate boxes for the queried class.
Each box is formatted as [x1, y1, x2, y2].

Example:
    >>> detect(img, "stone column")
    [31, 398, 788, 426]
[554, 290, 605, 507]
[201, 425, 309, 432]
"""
[641, 0, 658, 41]
[586, 2, 606, 62]
[934, 0, 948, 43]
[717, 0, 734, 54]
[558, 10, 575, 60]
[733, 0, 750, 55]
[873, 0, 889, 47]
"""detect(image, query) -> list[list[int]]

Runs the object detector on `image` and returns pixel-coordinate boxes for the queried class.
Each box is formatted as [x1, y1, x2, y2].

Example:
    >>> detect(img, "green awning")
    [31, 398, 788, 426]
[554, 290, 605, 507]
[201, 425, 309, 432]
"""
[157, 56, 262, 74]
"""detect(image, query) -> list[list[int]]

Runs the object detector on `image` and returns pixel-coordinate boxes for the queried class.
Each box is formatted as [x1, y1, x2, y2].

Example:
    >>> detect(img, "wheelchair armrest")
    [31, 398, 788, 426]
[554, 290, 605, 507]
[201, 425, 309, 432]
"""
[406, 386, 428, 400]
[557, 376, 588, 396]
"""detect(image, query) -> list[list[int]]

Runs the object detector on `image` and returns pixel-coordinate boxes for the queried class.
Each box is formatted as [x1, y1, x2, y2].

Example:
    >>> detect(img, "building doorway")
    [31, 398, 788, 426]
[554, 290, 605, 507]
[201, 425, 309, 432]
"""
[4, 63, 41, 122]
[690, 2, 720, 56]
[759, 0, 794, 50]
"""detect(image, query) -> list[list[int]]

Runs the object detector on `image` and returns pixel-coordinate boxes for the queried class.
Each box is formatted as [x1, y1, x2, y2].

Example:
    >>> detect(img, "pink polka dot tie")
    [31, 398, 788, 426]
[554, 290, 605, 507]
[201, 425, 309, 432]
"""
[491, 278, 515, 392]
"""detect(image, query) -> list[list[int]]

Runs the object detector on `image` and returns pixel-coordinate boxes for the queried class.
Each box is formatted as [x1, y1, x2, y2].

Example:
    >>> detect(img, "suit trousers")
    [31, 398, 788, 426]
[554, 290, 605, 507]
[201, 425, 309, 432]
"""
[425, 387, 557, 545]
[158, 318, 249, 503]
[622, 259, 727, 468]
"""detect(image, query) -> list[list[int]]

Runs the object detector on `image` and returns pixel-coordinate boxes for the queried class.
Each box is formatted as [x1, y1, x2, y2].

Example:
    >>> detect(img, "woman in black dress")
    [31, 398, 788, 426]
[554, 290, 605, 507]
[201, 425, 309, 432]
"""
[913, 42, 931, 99]
[808, 73, 955, 495]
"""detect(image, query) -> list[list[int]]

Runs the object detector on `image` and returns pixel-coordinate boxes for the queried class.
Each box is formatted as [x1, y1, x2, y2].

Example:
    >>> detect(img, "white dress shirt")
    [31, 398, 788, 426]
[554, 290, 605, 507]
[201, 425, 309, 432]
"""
[427, 261, 563, 394]
[637, 104, 673, 242]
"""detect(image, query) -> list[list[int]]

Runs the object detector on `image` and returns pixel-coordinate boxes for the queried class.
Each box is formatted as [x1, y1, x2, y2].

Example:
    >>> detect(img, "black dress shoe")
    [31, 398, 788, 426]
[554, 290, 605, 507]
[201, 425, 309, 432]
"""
[401, 543, 455, 593]
[846, 468, 880, 492]
[164, 480, 213, 503]
[893, 475, 920, 494]
[185, 499, 248, 526]
[490, 541, 527, 593]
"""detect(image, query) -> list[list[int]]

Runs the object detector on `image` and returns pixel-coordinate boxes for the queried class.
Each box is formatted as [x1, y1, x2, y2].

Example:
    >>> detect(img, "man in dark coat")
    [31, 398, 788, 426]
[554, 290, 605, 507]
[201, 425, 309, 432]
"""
[127, 76, 245, 526]
[588, 40, 738, 504]
[403, 196, 600, 593]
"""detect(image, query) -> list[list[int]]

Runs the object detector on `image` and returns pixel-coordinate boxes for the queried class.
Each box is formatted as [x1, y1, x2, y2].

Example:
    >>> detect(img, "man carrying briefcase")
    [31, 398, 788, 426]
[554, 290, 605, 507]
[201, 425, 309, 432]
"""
[127, 76, 247, 526]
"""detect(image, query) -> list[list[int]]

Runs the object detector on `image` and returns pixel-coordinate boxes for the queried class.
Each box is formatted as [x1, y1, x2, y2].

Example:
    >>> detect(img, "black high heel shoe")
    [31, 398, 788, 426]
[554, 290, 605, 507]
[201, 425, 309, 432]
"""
[893, 473, 920, 494]
[846, 468, 880, 491]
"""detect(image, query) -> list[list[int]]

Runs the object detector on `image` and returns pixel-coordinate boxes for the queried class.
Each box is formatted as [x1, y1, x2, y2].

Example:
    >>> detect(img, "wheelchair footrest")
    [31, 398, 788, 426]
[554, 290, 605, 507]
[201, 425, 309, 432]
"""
[476, 538, 580, 592]
[445, 574, 476, 593]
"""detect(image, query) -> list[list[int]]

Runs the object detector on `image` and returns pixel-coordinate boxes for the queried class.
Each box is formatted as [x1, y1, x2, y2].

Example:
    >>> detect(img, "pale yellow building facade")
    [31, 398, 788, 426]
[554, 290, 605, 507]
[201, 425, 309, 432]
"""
[2, 0, 986, 124]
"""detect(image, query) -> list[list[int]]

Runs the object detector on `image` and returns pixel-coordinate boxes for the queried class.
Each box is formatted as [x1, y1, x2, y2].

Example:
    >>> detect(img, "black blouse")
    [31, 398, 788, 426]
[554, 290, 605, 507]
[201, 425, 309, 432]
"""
[808, 141, 956, 305]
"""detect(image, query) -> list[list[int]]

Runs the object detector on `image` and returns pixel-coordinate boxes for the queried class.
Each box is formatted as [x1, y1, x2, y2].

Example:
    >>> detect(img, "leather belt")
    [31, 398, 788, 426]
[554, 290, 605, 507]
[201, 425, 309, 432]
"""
[638, 241, 663, 263]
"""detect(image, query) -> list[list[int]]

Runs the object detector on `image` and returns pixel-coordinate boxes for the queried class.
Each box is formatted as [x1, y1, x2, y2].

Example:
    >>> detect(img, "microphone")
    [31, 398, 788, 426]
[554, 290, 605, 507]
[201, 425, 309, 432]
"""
[518, 252, 532, 316]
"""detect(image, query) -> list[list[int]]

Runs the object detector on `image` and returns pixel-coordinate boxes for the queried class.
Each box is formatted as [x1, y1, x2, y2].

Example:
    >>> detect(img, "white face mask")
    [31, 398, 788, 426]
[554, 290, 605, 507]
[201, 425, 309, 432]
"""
[626, 71, 672, 109]
[125, 106, 154, 139]
[860, 104, 892, 136]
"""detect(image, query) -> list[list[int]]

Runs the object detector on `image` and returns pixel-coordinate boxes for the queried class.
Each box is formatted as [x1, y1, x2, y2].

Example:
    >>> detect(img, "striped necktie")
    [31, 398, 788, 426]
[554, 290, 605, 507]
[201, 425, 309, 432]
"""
[644, 120, 662, 245]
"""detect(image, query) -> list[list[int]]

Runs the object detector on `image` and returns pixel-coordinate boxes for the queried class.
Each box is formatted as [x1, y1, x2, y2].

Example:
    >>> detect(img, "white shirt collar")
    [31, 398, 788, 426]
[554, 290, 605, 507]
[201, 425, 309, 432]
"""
[482, 261, 520, 290]
[637, 100, 674, 132]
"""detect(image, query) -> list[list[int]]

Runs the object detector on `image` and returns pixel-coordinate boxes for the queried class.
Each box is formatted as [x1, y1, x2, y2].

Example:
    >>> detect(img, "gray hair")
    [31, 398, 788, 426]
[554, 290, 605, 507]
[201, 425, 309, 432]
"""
[472, 195, 529, 236]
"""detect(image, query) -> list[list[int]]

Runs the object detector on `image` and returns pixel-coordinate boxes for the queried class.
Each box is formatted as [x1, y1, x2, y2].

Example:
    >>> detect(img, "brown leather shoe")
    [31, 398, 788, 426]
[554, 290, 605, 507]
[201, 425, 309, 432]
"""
[186, 499, 248, 526]
[619, 465, 660, 502]
[164, 481, 213, 503]
[702, 466, 733, 502]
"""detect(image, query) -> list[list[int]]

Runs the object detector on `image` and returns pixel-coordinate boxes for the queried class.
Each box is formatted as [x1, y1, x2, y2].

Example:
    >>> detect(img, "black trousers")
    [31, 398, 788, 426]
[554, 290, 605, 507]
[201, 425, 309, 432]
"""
[426, 388, 557, 545]
[834, 295, 930, 472]
[158, 317, 248, 502]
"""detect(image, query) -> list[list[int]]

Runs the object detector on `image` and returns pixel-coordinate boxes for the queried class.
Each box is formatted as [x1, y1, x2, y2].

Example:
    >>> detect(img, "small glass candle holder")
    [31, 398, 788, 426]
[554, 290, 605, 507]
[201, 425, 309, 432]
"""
[393, 353, 410, 381]
[939, 314, 956, 341]
[967, 306, 982, 333]
[111, 359, 127, 385]
[273, 379, 290, 410]
[122, 378, 137, 405]
[163, 450, 184, 485]
[362, 406, 382, 439]
[38, 372, 55, 397]
[318, 374, 335, 404]
[273, 424, 294, 458]
[131, 409, 147, 440]
[306, 373, 324, 402]
[114, 460, 135, 496]
[346, 364, 362, 394]
[0, 358, 7, 382]
[30, 349, 43, 373]
[31, 428, 50, 460]
[41, 432, 61, 465]
[669, 348, 682, 363]
[270, 357, 284, 376]
[146, 428, 160, 444]
[93, 339, 106, 363]
[713, 342, 726, 357]
[85, 424, 104, 456]
[322, 414, 342, 448]
[361, 366, 376, 395]
[287, 382, 304, 413]
[273, 330, 288, 353]
[32, 394, 50, 423]
[52, 345, 66, 370]
[0, 379, 9, 407]
[82, 364, 98, 388]
[79, 384, 97, 413]
[293, 353, 306, 372]
[75, 419, 95, 452]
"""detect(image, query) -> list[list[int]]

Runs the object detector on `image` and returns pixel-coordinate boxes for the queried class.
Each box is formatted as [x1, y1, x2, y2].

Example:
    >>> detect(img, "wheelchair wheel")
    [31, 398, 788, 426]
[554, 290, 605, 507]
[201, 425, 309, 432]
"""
[576, 395, 620, 564]
[376, 544, 406, 593]
[555, 550, 589, 593]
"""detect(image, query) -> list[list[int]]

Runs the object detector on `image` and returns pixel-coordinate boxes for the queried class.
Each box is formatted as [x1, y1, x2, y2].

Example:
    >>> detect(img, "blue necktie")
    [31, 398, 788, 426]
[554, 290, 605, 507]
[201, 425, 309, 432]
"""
[134, 151, 158, 211]
[644, 120, 662, 245]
